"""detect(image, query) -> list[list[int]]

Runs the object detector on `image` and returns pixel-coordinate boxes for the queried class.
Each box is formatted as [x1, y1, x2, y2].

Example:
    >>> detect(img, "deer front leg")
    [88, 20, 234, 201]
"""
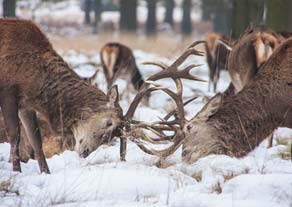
[0, 90, 21, 172]
[120, 138, 127, 161]
[19, 109, 50, 173]
[267, 130, 275, 148]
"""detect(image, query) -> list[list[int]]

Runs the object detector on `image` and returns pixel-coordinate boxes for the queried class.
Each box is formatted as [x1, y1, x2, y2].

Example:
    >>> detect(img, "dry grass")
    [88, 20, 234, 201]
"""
[49, 32, 205, 57]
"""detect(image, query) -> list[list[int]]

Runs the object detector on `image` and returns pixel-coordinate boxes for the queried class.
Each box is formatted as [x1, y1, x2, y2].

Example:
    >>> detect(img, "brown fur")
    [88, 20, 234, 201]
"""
[205, 33, 233, 92]
[0, 109, 70, 161]
[100, 42, 145, 91]
[228, 26, 283, 93]
[182, 37, 292, 163]
[0, 19, 122, 172]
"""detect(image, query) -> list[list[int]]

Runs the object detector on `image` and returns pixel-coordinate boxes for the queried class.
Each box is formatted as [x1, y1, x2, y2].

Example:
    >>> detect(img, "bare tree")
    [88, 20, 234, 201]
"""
[181, 0, 192, 35]
[84, 0, 92, 24]
[146, 0, 157, 34]
[120, 0, 137, 32]
[164, 0, 175, 29]
[3, 0, 16, 17]
[93, 0, 102, 34]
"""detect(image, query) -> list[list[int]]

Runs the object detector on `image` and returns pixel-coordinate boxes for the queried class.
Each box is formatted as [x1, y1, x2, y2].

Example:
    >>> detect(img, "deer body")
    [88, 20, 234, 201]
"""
[182, 38, 292, 163]
[228, 26, 283, 93]
[100, 42, 144, 91]
[205, 33, 232, 92]
[0, 19, 122, 173]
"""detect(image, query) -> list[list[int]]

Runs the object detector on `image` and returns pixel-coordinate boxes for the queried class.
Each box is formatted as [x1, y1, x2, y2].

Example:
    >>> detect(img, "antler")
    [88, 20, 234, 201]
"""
[121, 41, 206, 158]
[125, 40, 206, 120]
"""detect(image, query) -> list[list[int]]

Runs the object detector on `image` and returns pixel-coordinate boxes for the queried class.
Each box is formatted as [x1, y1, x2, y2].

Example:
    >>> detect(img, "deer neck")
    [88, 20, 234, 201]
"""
[212, 86, 284, 157]
[37, 52, 107, 135]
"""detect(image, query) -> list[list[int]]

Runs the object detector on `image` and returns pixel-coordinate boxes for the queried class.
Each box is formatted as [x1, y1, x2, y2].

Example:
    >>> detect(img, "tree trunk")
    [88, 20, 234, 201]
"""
[181, 0, 192, 35]
[120, 0, 137, 32]
[146, 0, 157, 35]
[93, 0, 102, 34]
[3, 0, 16, 17]
[164, 0, 175, 27]
[84, 0, 91, 25]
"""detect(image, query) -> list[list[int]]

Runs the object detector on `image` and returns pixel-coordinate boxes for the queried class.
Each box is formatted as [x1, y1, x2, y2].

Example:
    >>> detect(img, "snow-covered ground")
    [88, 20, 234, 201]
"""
[0, 49, 292, 207]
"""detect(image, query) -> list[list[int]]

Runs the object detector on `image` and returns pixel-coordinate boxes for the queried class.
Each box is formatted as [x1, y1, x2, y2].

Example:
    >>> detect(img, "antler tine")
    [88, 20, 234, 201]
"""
[146, 79, 185, 126]
[128, 130, 184, 158]
[142, 61, 168, 70]
[125, 86, 161, 120]
[170, 43, 205, 68]
[164, 96, 198, 120]
[187, 40, 206, 49]
[125, 42, 205, 121]
[146, 64, 206, 82]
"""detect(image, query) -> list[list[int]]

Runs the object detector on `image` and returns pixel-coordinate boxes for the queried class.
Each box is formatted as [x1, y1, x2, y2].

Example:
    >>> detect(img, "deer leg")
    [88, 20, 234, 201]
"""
[120, 138, 127, 161]
[0, 90, 21, 172]
[267, 130, 275, 148]
[19, 109, 50, 173]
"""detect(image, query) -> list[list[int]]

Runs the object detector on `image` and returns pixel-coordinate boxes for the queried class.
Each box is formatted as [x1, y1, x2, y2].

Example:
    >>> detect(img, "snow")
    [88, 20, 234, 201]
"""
[0, 48, 292, 207]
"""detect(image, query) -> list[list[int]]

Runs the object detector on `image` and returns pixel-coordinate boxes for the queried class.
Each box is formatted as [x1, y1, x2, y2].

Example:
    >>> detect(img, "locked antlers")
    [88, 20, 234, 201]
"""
[122, 41, 206, 158]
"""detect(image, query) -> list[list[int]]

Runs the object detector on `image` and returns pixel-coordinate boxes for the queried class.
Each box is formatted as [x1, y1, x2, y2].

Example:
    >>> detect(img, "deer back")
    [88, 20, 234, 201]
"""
[100, 42, 144, 90]
[228, 26, 283, 93]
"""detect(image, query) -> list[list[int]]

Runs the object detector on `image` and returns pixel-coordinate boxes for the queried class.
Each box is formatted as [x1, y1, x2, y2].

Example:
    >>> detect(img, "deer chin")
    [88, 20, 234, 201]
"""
[74, 129, 115, 158]
[72, 112, 121, 158]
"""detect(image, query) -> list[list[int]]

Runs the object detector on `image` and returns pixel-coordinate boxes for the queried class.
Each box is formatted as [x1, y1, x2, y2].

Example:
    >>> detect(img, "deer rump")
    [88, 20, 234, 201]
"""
[100, 42, 144, 91]
[205, 33, 232, 92]
[228, 26, 283, 93]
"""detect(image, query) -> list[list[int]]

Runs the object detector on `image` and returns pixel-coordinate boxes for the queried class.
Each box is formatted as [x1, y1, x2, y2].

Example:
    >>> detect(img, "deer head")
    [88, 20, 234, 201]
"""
[73, 85, 123, 158]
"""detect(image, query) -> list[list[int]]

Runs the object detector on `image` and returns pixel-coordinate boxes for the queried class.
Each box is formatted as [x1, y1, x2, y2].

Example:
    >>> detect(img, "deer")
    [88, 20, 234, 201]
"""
[204, 32, 233, 92]
[222, 26, 284, 147]
[228, 26, 283, 94]
[0, 19, 207, 173]
[0, 109, 71, 162]
[180, 36, 292, 163]
[0, 19, 124, 173]
[100, 42, 145, 92]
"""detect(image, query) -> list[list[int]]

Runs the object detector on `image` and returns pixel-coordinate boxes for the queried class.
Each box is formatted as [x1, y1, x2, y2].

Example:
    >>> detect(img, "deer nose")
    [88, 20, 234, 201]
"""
[80, 148, 90, 158]
[186, 124, 193, 131]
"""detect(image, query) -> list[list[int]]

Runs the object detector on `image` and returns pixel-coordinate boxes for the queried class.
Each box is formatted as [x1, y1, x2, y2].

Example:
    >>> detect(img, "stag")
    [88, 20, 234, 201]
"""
[100, 42, 145, 91]
[182, 37, 292, 163]
[228, 26, 283, 93]
[0, 109, 71, 162]
[205, 33, 233, 92]
[0, 19, 123, 173]
[118, 41, 206, 160]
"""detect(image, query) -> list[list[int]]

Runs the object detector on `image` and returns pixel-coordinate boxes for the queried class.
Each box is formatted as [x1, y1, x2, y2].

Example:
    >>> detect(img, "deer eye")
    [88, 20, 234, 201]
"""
[106, 120, 113, 127]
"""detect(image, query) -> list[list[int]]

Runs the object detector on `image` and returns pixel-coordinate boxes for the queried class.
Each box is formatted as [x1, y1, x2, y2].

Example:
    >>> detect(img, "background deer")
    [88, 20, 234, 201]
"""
[100, 42, 145, 92]
[182, 37, 292, 163]
[205, 32, 233, 92]
[0, 19, 123, 173]
[228, 25, 283, 93]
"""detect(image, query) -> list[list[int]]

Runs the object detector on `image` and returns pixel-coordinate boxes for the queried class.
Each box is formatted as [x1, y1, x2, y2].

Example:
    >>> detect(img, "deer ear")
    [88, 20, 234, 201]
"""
[198, 93, 223, 119]
[107, 85, 119, 107]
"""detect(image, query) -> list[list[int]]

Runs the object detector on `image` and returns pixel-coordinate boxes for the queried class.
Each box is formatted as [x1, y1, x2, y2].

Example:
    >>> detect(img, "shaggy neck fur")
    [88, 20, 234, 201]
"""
[210, 45, 292, 157]
[37, 51, 109, 135]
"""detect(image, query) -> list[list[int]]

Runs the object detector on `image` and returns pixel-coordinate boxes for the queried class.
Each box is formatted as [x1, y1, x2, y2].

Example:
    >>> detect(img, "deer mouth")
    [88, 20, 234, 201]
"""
[80, 148, 90, 158]
[100, 131, 114, 144]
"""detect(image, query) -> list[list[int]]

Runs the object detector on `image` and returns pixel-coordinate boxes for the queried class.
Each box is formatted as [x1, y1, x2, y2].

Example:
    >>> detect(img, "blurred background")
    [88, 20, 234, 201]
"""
[1, 0, 292, 57]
